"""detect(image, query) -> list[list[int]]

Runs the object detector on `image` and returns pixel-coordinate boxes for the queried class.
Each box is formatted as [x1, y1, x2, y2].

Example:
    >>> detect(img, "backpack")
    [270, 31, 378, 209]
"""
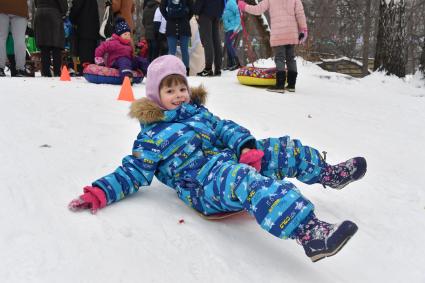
[99, 1, 115, 39]
[167, 0, 188, 19]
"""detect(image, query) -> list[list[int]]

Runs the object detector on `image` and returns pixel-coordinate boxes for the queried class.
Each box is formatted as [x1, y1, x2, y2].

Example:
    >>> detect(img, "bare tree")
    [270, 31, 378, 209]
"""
[362, 0, 373, 75]
[374, 0, 407, 77]
[420, 39, 425, 75]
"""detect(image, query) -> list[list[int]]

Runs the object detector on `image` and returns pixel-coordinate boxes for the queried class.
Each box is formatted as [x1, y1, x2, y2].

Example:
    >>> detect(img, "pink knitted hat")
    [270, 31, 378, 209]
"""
[145, 55, 189, 109]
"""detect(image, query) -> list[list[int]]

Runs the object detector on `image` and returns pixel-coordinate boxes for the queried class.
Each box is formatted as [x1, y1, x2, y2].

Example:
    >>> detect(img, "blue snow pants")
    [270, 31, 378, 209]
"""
[178, 136, 325, 239]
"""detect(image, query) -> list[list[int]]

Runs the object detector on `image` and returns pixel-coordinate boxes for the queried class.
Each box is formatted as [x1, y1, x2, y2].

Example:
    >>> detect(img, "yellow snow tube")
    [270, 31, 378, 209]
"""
[237, 66, 276, 86]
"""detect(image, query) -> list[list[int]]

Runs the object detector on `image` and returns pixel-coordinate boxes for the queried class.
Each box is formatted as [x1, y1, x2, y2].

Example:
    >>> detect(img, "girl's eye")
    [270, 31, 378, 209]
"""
[180, 87, 187, 92]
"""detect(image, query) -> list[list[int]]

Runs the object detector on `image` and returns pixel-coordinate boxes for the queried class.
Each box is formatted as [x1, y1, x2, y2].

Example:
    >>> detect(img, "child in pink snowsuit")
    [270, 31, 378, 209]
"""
[238, 0, 307, 93]
[94, 17, 149, 81]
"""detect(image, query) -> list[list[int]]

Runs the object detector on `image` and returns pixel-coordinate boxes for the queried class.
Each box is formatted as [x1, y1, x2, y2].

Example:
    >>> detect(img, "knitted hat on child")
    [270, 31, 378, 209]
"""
[145, 55, 189, 109]
[114, 17, 131, 36]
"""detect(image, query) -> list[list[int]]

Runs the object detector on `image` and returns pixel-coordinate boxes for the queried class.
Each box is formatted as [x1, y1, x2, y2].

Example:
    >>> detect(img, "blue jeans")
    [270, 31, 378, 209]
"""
[167, 36, 190, 68]
[225, 31, 238, 67]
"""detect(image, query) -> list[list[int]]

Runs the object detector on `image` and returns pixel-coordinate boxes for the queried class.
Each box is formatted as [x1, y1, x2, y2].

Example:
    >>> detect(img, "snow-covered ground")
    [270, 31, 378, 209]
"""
[1, 59, 424, 283]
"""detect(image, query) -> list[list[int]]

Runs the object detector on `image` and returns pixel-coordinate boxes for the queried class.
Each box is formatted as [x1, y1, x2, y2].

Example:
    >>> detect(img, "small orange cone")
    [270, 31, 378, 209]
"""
[117, 76, 135, 102]
[60, 65, 71, 81]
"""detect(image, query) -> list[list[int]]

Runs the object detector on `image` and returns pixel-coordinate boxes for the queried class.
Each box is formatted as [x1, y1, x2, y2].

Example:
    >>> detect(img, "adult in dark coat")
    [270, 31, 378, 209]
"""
[34, 0, 68, 76]
[193, 0, 224, 76]
[160, 0, 193, 74]
[69, 0, 99, 74]
[142, 0, 159, 62]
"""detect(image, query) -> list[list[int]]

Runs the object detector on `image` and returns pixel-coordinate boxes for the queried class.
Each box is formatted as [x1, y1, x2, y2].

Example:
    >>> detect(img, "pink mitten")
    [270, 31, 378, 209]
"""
[94, 57, 105, 66]
[238, 1, 247, 12]
[239, 149, 264, 172]
[299, 28, 308, 44]
[68, 186, 107, 214]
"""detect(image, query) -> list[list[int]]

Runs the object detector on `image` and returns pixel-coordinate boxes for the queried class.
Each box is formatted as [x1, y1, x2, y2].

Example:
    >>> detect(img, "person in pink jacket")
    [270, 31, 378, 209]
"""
[94, 17, 148, 81]
[238, 0, 308, 93]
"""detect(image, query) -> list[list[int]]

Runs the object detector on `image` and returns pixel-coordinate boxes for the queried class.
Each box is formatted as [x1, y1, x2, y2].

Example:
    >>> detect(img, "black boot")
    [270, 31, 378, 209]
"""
[267, 71, 286, 93]
[287, 71, 298, 92]
[0, 67, 5, 77]
[186, 68, 190, 76]
[319, 157, 367, 190]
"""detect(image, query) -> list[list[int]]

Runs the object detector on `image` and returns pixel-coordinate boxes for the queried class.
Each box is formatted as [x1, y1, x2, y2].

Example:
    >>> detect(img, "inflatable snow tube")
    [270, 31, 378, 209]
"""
[83, 64, 143, 85]
[237, 66, 276, 86]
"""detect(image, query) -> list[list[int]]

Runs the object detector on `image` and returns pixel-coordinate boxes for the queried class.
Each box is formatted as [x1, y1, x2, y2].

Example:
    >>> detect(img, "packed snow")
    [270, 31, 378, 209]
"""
[1, 59, 424, 283]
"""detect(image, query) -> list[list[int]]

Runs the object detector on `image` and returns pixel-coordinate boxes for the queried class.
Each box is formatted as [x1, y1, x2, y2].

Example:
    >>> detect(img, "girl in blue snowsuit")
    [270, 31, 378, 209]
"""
[69, 55, 367, 262]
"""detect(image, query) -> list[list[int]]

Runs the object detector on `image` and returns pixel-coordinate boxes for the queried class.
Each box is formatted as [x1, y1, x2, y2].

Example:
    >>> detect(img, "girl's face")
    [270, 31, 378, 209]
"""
[159, 81, 190, 110]
[120, 31, 131, 40]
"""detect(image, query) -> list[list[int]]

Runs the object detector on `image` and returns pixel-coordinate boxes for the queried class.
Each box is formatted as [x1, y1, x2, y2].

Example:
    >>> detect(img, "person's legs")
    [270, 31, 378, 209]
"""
[198, 15, 213, 71]
[112, 56, 133, 80]
[166, 36, 177, 55]
[40, 46, 52, 77]
[51, 47, 62, 76]
[10, 15, 27, 71]
[257, 136, 367, 189]
[179, 36, 190, 69]
[181, 161, 314, 239]
[285, 45, 298, 92]
[267, 46, 286, 93]
[78, 39, 97, 65]
[257, 136, 326, 185]
[0, 14, 10, 72]
[211, 16, 222, 74]
[158, 33, 168, 55]
[133, 55, 149, 75]
[224, 31, 234, 69]
[147, 39, 157, 62]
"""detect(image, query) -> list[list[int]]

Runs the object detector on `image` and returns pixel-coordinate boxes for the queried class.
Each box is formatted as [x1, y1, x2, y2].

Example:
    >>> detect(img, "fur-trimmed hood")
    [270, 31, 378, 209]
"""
[129, 85, 207, 124]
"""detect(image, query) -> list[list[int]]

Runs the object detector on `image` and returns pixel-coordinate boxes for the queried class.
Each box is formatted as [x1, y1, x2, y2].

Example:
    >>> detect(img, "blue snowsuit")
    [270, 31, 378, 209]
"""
[93, 90, 326, 239]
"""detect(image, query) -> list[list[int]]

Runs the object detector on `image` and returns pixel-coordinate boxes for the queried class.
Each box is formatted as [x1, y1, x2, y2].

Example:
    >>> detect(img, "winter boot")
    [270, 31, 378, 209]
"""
[286, 71, 298, 92]
[295, 213, 358, 262]
[267, 71, 286, 93]
[0, 67, 5, 77]
[186, 67, 190, 76]
[319, 157, 367, 190]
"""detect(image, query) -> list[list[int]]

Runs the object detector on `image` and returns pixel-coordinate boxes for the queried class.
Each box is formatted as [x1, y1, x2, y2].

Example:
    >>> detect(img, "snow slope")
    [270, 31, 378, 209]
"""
[1, 60, 424, 283]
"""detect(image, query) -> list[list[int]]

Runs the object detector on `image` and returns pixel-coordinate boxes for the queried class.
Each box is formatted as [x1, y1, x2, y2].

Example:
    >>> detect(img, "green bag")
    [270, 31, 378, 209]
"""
[6, 33, 39, 55]
[26, 36, 38, 53]
[6, 33, 14, 55]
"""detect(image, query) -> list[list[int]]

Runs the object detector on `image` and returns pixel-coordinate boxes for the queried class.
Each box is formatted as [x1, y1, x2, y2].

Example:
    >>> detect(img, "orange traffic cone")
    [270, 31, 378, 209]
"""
[60, 65, 71, 81]
[117, 76, 135, 102]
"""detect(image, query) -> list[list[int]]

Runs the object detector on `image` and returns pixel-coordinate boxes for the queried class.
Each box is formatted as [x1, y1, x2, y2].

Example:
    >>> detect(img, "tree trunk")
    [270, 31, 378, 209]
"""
[420, 39, 425, 75]
[374, 0, 407, 77]
[362, 0, 372, 75]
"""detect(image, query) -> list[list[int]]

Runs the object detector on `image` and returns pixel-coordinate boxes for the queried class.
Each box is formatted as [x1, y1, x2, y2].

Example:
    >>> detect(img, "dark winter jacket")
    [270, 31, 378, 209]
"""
[193, 0, 224, 18]
[34, 0, 68, 48]
[160, 0, 193, 38]
[69, 0, 100, 40]
[142, 0, 159, 40]
[0, 0, 29, 18]
[92, 87, 255, 212]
